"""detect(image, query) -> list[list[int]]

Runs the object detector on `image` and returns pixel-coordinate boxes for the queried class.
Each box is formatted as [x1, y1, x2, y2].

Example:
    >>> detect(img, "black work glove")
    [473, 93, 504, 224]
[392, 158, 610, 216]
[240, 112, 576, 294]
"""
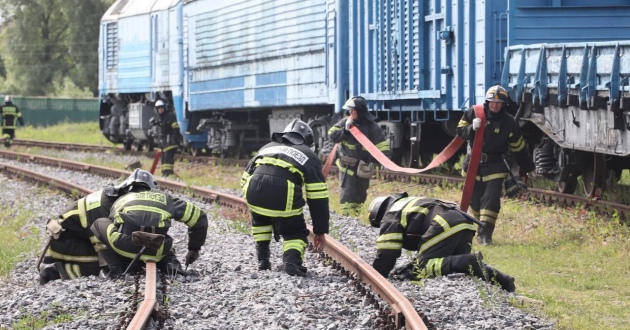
[185, 250, 200, 266]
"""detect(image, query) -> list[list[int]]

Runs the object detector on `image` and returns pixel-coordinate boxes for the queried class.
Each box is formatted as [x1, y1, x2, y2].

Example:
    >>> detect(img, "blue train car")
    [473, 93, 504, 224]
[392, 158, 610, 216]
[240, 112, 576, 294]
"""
[181, 0, 341, 157]
[98, 0, 184, 151]
[500, 0, 630, 195]
[98, 0, 630, 195]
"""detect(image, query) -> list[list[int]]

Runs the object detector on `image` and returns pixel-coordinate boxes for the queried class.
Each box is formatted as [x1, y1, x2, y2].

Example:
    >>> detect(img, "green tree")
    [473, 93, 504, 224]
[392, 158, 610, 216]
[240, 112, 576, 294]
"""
[0, 0, 69, 96]
[61, 0, 111, 96]
[0, 0, 114, 96]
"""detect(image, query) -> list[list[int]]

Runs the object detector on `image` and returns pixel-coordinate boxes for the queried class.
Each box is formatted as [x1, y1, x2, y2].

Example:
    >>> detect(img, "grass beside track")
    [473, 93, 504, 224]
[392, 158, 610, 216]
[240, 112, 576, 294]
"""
[5, 123, 630, 330]
[0, 189, 45, 277]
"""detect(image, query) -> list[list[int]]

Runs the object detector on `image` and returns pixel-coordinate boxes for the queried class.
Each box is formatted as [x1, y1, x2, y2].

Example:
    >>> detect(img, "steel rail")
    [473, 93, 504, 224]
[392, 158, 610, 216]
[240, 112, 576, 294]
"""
[4, 147, 626, 221]
[307, 229, 427, 329]
[0, 162, 160, 330]
[0, 156, 429, 329]
[126, 262, 158, 330]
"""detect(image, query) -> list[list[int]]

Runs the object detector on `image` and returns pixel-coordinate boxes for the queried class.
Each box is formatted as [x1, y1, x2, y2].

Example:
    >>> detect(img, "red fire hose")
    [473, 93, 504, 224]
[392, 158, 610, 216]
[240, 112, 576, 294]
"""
[326, 105, 485, 211]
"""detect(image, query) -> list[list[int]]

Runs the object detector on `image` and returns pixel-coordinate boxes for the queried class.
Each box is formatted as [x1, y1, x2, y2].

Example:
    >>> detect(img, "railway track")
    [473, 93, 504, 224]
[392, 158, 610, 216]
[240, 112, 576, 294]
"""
[11, 139, 630, 221]
[0, 156, 430, 330]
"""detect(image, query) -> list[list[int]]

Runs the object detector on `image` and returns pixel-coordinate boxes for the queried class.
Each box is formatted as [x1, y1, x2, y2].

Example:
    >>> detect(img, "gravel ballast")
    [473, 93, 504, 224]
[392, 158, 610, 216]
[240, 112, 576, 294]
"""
[0, 157, 555, 329]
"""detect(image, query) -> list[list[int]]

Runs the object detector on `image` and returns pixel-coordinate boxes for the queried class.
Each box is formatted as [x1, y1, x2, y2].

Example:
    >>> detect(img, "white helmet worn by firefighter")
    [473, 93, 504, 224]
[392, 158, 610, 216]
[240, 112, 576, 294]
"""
[342, 96, 376, 121]
[116, 168, 158, 193]
[280, 118, 314, 147]
[155, 100, 166, 109]
[4, 95, 12, 103]
[367, 192, 409, 228]
[485, 85, 508, 103]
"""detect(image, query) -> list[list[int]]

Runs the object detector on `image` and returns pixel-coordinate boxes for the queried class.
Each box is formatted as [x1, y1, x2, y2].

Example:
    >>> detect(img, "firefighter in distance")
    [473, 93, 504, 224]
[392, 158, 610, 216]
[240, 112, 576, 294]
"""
[150, 100, 180, 177]
[1, 95, 24, 148]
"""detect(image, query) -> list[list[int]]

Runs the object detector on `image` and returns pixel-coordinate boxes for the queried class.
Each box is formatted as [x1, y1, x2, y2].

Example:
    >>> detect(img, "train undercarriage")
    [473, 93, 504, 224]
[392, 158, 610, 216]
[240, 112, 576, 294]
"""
[518, 91, 630, 198]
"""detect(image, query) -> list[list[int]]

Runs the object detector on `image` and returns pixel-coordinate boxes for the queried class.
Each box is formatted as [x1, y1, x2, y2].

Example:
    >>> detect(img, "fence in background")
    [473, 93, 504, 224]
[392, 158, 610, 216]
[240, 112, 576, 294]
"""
[2, 96, 98, 127]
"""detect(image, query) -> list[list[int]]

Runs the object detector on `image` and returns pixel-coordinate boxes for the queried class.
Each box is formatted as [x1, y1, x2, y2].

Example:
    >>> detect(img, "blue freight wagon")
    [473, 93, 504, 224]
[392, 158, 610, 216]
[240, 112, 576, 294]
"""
[99, 0, 630, 195]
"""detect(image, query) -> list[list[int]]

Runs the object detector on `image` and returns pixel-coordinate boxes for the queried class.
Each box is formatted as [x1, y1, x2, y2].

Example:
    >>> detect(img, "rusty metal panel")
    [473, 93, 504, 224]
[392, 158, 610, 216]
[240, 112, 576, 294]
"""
[505, 41, 630, 156]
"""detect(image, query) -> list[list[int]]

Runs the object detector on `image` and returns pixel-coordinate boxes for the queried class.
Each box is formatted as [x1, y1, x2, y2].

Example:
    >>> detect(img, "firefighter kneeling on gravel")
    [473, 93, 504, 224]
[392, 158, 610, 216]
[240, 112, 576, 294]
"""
[242, 119, 329, 277]
[90, 169, 208, 279]
[39, 169, 158, 285]
[368, 192, 516, 292]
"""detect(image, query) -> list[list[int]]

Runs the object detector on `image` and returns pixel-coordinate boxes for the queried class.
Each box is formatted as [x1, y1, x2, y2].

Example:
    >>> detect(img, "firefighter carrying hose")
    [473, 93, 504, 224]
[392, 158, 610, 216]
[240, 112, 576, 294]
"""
[241, 119, 329, 277]
[456, 85, 536, 245]
[327, 96, 391, 217]
[39, 169, 157, 284]
[368, 192, 516, 292]
[90, 169, 207, 278]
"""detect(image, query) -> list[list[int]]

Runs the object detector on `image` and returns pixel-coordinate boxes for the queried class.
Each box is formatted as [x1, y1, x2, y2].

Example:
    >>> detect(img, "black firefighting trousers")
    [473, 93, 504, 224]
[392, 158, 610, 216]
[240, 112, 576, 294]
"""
[251, 212, 309, 266]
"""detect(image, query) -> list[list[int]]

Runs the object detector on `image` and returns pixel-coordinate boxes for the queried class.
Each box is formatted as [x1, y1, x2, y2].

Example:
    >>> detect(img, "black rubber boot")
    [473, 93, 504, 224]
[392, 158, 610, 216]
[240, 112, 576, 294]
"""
[485, 265, 516, 292]
[39, 263, 61, 285]
[449, 252, 486, 278]
[258, 260, 271, 271]
[283, 250, 307, 277]
[477, 222, 495, 246]
[284, 263, 307, 277]
[256, 242, 271, 271]
[100, 264, 123, 279]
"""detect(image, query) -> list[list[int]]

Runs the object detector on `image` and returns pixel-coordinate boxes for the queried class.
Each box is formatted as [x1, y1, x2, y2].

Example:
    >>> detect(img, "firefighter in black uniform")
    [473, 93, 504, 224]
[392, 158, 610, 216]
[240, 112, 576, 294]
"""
[242, 119, 329, 277]
[39, 169, 158, 284]
[1, 95, 24, 147]
[327, 96, 391, 216]
[90, 169, 207, 278]
[151, 100, 180, 177]
[456, 85, 536, 245]
[368, 192, 516, 292]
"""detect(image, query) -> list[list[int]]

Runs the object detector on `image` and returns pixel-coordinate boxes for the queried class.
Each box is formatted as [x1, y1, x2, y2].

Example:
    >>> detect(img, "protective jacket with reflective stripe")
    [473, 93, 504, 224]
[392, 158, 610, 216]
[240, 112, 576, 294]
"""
[456, 105, 535, 177]
[1, 104, 24, 129]
[50, 187, 119, 260]
[373, 197, 477, 277]
[110, 191, 208, 250]
[242, 139, 329, 235]
[158, 111, 180, 148]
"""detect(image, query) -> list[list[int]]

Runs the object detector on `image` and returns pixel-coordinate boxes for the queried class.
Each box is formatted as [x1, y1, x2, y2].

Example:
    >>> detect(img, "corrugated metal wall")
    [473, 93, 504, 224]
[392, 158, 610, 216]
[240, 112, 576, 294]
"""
[184, 0, 333, 111]
[351, 0, 507, 114]
[508, 0, 630, 45]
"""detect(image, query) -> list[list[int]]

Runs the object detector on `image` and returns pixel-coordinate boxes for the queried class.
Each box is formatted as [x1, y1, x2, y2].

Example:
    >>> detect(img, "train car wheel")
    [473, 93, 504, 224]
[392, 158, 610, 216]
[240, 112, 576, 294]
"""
[581, 153, 607, 197]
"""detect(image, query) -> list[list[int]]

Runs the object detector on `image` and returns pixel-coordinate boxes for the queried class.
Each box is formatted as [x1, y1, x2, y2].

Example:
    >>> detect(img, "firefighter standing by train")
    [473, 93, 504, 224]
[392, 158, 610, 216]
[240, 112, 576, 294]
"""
[149, 100, 180, 177]
[1, 95, 24, 148]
